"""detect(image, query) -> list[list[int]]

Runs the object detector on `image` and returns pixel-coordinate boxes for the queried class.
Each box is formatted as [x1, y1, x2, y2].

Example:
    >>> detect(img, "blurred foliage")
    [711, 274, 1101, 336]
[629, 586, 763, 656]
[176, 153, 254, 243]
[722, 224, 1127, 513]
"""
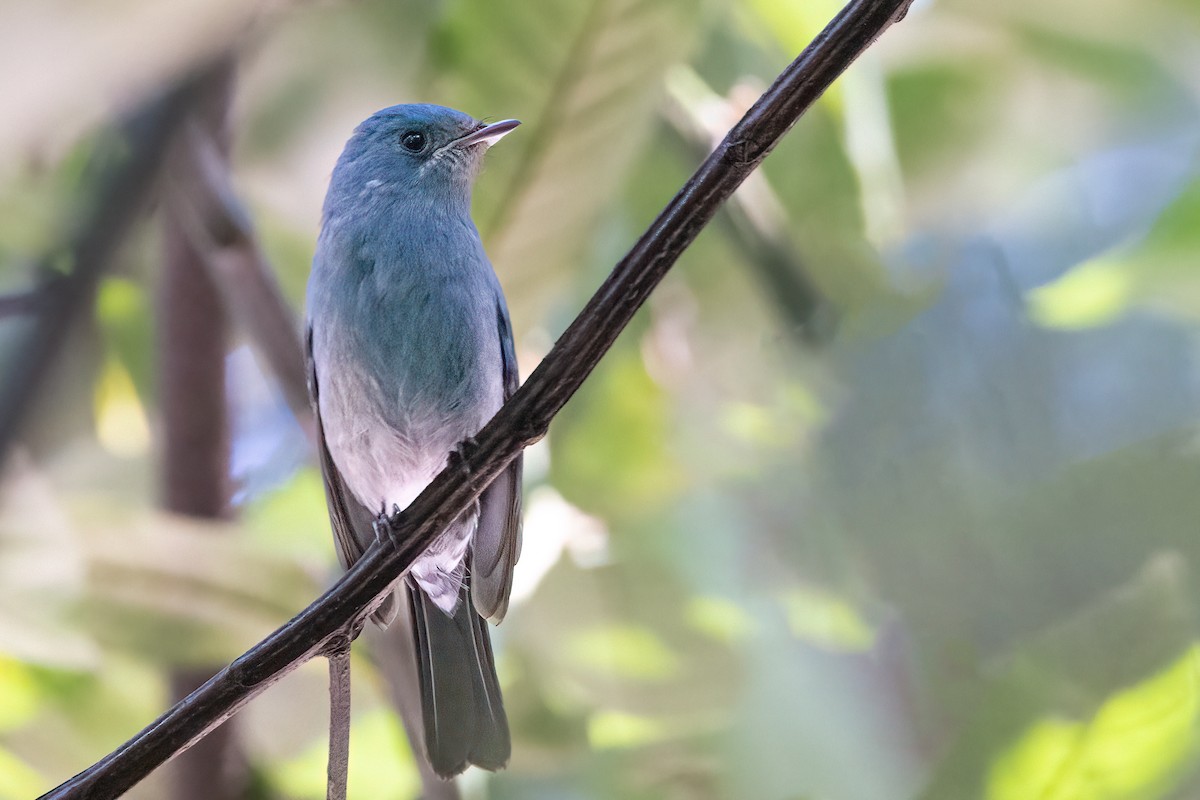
[3, 0, 1200, 798]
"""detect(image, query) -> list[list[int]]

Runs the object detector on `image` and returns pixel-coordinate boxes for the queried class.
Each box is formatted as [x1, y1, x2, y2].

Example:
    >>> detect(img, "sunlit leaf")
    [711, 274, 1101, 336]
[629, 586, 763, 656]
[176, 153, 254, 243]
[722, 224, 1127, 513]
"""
[1028, 257, 1133, 329]
[1121, 177, 1200, 319]
[551, 341, 683, 523]
[685, 596, 754, 645]
[921, 554, 1200, 799]
[0, 745, 44, 800]
[587, 710, 669, 750]
[92, 356, 151, 458]
[987, 646, 1200, 800]
[242, 467, 337, 563]
[779, 587, 875, 652]
[94, 277, 155, 404]
[0, 657, 40, 731]
[567, 624, 680, 681]
[742, 0, 848, 82]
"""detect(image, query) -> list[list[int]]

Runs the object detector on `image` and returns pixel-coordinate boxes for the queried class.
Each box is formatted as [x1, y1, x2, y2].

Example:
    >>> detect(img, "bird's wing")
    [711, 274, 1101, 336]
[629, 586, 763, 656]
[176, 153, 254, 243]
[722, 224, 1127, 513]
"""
[307, 325, 400, 626]
[469, 302, 523, 623]
[306, 325, 371, 571]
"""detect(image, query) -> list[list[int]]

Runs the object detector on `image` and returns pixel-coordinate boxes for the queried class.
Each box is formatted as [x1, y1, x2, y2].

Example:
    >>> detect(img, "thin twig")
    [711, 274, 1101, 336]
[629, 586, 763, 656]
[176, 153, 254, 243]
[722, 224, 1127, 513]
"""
[326, 643, 352, 800]
[37, 2, 914, 797]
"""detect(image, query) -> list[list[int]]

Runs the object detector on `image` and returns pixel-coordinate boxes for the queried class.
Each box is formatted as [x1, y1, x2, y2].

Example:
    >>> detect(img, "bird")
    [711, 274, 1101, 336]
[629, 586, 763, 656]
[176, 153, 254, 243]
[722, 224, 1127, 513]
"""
[305, 103, 522, 778]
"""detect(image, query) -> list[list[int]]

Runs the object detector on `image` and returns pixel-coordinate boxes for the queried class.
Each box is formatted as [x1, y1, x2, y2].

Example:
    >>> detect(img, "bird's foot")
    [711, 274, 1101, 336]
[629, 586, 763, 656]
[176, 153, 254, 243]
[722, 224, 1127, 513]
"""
[448, 436, 478, 488]
[450, 435, 478, 466]
[372, 503, 404, 549]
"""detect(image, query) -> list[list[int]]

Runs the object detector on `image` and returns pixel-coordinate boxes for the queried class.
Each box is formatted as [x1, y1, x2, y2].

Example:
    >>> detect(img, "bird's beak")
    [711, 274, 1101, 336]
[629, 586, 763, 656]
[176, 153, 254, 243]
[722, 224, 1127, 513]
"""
[455, 119, 521, 149]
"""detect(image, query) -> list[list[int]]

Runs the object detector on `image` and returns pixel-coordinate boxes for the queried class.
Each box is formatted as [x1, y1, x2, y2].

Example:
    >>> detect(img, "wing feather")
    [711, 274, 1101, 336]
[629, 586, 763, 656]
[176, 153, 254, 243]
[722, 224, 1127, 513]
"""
[469, 303, 523, 622]
[307, 325, 398, 626]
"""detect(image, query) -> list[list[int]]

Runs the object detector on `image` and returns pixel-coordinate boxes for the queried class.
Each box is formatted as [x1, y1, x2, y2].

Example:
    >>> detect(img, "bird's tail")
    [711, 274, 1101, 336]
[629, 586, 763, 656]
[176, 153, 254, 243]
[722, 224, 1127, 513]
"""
[406, 578, 510, 777]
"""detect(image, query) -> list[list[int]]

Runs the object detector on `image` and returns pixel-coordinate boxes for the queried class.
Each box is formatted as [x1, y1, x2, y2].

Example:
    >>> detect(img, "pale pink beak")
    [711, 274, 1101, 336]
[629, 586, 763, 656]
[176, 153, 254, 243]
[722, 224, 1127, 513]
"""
[454, 119, 521, 148]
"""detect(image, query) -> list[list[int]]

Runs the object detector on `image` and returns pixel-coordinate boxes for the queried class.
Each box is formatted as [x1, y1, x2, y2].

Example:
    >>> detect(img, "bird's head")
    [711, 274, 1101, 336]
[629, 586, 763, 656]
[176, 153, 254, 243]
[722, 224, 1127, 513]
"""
[328, 104, 519, 213]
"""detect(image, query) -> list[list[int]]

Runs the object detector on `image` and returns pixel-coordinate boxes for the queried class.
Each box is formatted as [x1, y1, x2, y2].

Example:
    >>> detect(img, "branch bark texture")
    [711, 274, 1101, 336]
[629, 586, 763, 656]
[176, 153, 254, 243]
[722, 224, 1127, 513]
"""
[38, 1, 914, 797]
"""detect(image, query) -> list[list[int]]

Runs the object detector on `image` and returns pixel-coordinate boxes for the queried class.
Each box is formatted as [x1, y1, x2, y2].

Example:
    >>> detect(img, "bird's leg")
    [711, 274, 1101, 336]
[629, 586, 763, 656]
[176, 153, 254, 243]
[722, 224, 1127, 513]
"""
[371, 434, 479, 553]
[372, 503, 404, 549]
[447, 435, 479, 492]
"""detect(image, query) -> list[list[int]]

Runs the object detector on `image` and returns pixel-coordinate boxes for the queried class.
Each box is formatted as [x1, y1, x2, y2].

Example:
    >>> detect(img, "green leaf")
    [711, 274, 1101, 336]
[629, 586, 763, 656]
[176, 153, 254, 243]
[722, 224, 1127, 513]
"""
[242, 467, 337, 563]
[0, 657, 40, 732]
[95, 277, 155, 408]
[1028, 256, 1134, 330]
[742, 0, 848, 72]
[889, 61, 1004, 179]
[921, 554, 1200, 799]
[1122, 177, 1200, 318]
[433, 0, 704, 315]
[586, 709, 669, 749]
[987, 646, 1200, 800]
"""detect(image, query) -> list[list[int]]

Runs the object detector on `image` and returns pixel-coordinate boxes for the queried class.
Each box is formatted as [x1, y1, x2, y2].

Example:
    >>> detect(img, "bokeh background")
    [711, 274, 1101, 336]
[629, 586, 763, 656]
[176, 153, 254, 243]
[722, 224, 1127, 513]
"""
[3, 0, 1200, 798]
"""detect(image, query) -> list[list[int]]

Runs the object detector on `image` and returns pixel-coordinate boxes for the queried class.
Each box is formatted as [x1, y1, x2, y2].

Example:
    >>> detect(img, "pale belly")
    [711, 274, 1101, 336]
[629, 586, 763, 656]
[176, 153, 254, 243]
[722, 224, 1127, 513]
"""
[317, 353, 501, 613]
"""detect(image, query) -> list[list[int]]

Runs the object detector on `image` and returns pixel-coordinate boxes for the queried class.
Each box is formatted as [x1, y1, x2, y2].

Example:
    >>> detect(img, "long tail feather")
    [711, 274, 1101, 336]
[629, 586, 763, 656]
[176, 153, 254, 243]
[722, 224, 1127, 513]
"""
[407, 580, 509, 777]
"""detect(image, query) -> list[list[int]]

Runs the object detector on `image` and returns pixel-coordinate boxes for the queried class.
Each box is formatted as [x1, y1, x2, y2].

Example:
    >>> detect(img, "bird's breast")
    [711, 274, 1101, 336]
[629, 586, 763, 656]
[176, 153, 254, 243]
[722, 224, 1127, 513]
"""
[309, 231, 505, 513]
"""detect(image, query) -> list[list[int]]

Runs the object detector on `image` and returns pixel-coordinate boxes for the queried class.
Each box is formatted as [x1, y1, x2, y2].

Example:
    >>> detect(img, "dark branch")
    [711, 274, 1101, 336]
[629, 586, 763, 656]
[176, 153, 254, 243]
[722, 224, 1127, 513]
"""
[663, 69, 835, 343]
[0, 61, 224, 463]
[37, 1, 914, 797]
[159, 59, 249, 800]
[168, 124, 316, 440]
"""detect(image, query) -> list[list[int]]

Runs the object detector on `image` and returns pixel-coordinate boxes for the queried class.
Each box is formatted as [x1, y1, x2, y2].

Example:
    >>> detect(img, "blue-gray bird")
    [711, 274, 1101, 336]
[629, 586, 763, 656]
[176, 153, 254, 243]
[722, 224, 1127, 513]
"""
[305, 104, 522, 777]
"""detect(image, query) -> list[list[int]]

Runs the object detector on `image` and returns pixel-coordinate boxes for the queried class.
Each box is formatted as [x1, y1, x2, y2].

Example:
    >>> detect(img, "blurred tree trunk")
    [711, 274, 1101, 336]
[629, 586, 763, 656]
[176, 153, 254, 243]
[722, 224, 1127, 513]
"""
[158, 61, 249, 800]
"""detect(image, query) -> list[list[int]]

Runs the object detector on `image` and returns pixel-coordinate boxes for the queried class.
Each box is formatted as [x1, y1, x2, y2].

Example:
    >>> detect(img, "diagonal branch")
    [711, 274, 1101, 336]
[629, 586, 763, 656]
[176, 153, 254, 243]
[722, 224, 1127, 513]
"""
[0, 61, 225, 462]
[664, 67, 835, 343]
[37, 1, 915, 797]
[168, 123, 316, 441]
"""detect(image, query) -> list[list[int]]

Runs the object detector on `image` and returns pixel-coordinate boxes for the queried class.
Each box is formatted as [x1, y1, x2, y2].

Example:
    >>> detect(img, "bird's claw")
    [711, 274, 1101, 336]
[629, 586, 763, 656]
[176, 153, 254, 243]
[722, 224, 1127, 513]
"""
[448, 436, 478, 484]
[373, 506, 402, 549]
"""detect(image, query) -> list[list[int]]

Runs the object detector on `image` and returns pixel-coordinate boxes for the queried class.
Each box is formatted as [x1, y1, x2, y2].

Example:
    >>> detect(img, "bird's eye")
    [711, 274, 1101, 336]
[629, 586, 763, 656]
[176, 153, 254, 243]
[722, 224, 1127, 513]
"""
[399, 131, 427, 152]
